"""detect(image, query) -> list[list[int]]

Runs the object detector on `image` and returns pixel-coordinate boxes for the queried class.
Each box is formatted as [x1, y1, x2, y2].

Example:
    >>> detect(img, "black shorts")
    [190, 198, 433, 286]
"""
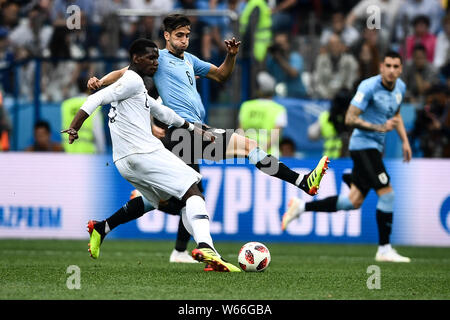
[160, 124, 232, 194]
[350, 149, 390, 196]
[160, 124, 232, 164]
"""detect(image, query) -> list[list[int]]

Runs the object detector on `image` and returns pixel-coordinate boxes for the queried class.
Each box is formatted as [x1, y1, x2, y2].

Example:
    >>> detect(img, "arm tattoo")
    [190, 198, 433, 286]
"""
[345, 105, 385, 132]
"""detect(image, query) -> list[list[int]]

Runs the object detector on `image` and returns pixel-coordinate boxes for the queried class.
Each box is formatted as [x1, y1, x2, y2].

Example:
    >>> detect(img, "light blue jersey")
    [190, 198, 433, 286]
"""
[153, 49, 212, 123]
[349, 75, 406, 152]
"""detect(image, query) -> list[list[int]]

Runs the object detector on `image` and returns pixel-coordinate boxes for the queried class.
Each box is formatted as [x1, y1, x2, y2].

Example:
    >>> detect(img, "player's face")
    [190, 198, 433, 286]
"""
[380, 57, 402, 84]
[138, 47, 159, 76]
[165, 26, 190, 53]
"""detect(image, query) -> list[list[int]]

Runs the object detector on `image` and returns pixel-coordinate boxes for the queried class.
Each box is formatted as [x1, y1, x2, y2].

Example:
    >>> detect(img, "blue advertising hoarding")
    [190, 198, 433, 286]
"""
[1, 154, 449, 247]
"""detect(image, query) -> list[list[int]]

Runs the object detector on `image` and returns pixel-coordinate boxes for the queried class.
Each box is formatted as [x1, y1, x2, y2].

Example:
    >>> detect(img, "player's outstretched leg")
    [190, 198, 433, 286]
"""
[242, 138, 329, 195]
[87, 220, 106, 259]
[181, 192, 240, 272]
[297, 155, 330, 195]
[86, 195, 149, 259]
[281, 194, 356, 231]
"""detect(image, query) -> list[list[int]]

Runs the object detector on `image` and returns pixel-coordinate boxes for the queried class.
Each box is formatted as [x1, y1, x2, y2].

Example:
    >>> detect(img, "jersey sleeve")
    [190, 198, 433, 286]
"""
[191, 54, 212, 77]
[81, 72, 140, 115]
[350, 80, 373, 112]
[147, 94, 185, 127]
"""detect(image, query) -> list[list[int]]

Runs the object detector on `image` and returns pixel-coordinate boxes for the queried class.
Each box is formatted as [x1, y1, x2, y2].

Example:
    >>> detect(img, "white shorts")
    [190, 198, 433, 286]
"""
[115, 148, 202, 208]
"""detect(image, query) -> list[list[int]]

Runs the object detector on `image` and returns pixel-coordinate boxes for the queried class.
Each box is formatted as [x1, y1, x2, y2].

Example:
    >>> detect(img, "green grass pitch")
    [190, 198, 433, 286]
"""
[0, 239, 449, 300]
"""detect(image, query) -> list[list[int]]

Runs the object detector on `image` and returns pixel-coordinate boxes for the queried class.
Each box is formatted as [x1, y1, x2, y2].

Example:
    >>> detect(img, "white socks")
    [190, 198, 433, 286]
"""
[181, 207, 193, 235]
[298, 199, 305, 215]
[184, 195, 214, 250]
[295, 175, 303, 187]
[105, 221, 111, 234]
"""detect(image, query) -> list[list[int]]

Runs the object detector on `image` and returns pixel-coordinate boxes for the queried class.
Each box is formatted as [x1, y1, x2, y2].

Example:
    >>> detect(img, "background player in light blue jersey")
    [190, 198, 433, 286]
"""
[282, 51, 413, 263]
[87, 14, 329, 267]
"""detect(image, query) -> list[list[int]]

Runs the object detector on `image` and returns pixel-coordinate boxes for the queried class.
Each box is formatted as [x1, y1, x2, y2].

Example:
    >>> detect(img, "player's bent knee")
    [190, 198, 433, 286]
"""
[377, 190, 395, 212]
[352, 201, 362, 209]
[158, 197, 185, 215]
[348, 196, 363, 209]
[348, 185, 365, 209]
[182, 183, 204, 202]
[348, 194, 363, 209]
[141, 196, 154, 212]
[337, 195, 357, 210]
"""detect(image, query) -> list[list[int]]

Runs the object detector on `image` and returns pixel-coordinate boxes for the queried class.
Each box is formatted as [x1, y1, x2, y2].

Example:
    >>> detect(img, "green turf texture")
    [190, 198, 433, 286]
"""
[0, 239, 449, 300]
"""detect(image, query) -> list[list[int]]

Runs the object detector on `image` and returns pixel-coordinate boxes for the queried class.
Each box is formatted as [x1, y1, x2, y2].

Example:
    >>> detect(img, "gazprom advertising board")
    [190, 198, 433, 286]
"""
[0, 153, 449, 246]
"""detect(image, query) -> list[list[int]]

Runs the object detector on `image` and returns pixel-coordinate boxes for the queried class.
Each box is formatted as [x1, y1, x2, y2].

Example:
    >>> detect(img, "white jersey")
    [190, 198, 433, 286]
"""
[81, 70, 185, 162]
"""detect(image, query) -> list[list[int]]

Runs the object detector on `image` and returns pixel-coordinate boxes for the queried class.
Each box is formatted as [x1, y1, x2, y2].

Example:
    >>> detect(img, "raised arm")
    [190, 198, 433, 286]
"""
[63, 74, 137, 143]
[87, 66, 129, 91]
[206, 37, 241, 83]
[345, 105, 398, 133]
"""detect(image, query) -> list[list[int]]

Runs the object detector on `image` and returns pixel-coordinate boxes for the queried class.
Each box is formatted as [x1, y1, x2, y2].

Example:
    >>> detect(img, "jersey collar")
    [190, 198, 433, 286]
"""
[379, 76, 396, 92]
[167, 49, 184, 60]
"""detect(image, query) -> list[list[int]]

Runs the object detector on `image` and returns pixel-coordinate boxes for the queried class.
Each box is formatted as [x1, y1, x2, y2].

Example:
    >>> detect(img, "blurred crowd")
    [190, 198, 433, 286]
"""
[0, 0, 449, 157]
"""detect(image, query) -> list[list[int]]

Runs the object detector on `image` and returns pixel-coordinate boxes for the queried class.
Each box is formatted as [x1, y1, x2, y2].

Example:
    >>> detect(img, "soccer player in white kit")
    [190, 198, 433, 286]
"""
[61, 39, 240, 272]
[87, 14, 330, 268]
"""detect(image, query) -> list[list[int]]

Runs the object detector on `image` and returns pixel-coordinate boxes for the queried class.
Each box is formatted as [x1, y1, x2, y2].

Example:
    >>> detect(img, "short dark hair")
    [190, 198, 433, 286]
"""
[412, 15, 430, 27]
[34, 120, 51, 132]
[280, 137, 296, 148]
[383, 50, 402, 64]
[412, 43, 427, 54]
[129, 38, 157, 60]
[163, 14, 191, 33]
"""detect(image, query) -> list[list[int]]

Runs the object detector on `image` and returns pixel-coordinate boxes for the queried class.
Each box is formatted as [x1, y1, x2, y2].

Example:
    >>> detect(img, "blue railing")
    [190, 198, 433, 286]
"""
[1, 57, 419, 158]
[1, 57, 132, 150]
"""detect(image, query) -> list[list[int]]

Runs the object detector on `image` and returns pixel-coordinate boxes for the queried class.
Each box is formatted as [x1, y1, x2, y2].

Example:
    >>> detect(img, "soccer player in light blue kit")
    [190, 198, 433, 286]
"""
[282, 51, 412, 262]
[87, 14, 329, 267]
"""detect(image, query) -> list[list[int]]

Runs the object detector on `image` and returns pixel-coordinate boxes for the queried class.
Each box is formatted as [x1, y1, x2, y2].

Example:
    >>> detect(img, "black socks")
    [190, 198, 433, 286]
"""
[106, 196, 145, 231]
[376, 209, 393, 245]
[256, 155, 300, 186]
[305, 196, 338, 212]
[175, 219, 191, 252]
